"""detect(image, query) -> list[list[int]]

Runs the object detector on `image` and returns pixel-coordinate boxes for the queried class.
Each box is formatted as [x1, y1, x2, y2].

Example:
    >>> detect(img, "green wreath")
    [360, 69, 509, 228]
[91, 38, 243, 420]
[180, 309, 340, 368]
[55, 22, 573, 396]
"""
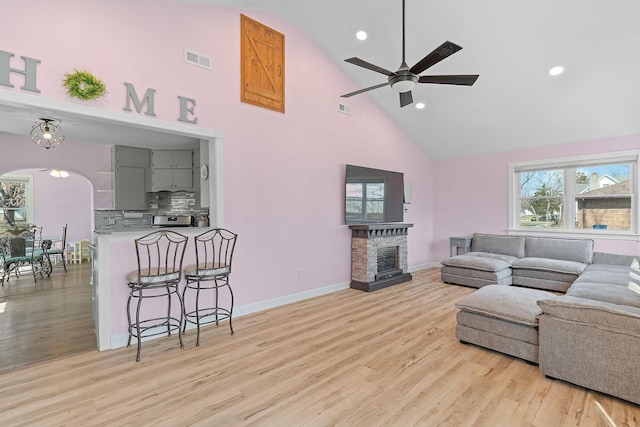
[63, 69, 107, 100]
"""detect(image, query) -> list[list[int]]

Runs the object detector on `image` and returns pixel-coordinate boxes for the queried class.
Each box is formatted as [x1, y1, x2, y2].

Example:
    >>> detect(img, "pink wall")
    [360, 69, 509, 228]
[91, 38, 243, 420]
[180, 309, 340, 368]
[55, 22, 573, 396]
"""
[433, 134, 640, 260]
[4, 0, 635, 324]
[10, 168, 93, 244]
[0, 0, 435, 311]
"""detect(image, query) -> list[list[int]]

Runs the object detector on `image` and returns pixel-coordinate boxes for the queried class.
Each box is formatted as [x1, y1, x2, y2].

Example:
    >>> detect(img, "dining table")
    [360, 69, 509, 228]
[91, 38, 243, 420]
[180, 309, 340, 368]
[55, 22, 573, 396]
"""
[0, 227, 53, 284]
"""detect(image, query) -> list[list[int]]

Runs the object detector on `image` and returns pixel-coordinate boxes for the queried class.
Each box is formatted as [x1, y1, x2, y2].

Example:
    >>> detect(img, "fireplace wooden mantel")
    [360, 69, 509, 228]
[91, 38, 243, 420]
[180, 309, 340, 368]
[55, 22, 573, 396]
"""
[348, 223, 413, 292]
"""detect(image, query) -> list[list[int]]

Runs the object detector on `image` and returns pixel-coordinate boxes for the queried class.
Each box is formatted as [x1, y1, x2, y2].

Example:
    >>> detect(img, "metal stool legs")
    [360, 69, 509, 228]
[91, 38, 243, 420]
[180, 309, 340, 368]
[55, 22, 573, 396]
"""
[127, 283, 185, 362]
[183, 274, 234, 346]
[182, 228, 237, 346]
[125, 230, 188, 362]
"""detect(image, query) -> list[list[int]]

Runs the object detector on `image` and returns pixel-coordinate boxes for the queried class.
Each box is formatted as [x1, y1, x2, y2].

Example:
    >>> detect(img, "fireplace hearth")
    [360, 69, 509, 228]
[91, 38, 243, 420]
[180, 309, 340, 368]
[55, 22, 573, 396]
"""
[349, 223, 413, 292]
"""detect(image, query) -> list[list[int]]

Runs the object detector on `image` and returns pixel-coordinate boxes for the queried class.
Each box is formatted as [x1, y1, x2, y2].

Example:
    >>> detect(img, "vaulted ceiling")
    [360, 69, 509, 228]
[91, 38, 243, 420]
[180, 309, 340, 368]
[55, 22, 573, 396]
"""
[2, 1, 639, 160]
[186, 0, 640, 160]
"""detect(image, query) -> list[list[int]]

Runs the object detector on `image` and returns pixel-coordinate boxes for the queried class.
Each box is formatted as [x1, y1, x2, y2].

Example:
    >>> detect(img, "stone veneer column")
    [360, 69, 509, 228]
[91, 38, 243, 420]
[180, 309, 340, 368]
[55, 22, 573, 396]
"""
[348, 223, 413, 292]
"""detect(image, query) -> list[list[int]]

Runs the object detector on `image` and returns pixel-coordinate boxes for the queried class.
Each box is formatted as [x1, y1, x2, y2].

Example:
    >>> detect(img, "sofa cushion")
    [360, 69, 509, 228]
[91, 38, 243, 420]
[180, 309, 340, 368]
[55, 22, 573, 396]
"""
[511, 275, 573, 293]
[465, 252, 519, 263]
[512, 268, 577, 282]
[471, 233, 526, 258]
[576, 270, 633, 286]
[441, 265, 513, 281]
[592, 251, 639, 267]
[441, 271, 513, 288]
[583, 263, 635, 275]
[455, 285, 556, 326]
[512, 257, 587, 275]
[566, 281, 640, 309]
[538, 296, 640, 337]
[442, 253, 512, 272]
[525, 236, 593, 264]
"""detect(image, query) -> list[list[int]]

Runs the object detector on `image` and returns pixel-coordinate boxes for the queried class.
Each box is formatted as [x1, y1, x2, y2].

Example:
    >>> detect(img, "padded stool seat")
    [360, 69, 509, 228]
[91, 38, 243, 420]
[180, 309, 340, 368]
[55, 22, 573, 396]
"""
[454, 285, 557, 363]
[126, 230, 188, 362]
[182, 228, 237, 346]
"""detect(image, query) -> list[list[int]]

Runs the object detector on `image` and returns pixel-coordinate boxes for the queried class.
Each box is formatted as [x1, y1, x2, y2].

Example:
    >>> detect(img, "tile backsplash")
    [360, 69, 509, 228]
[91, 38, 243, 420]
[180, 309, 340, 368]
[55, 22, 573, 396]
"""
[95, 191, 209, 231]
[149, 191, 196, 214]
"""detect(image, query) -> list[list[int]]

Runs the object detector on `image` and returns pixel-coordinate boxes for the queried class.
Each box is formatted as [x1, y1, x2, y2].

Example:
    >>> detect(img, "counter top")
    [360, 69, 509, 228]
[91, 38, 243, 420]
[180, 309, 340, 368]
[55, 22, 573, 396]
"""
[94, 226, 213, 239]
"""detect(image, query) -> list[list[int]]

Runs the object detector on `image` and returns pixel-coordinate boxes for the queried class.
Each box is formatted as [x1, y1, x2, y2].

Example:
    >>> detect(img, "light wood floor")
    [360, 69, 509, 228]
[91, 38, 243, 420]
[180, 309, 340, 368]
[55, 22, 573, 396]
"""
[0, 261, 95, 371]
[0, 267, 638, 426]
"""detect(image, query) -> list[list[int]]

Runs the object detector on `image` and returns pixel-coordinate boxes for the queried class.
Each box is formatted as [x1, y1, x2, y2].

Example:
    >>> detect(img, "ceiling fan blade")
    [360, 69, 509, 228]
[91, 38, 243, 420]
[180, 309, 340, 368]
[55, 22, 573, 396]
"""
[345, 57, 396, 77]
[418, 75, 479, 86]
[341, 82, 390, 98]
[399, 91, 413, 107]
[409, 41, 463, 75]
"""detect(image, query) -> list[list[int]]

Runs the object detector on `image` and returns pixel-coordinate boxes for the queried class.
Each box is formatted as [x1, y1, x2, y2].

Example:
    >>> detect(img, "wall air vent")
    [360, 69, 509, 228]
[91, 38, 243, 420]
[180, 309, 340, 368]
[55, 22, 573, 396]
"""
[338, 103, 351, 115]
[184, 49, 212, 70]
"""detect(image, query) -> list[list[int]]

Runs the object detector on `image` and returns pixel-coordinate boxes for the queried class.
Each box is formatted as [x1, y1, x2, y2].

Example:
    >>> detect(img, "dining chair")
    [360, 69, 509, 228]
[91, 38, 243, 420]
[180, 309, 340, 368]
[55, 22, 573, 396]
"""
[126, 230, 188, 362]
[0, 237, 10, 286]
[182, 228, 238, 346]
[2, 229, 51, 283]
[46, 224, 68, 272]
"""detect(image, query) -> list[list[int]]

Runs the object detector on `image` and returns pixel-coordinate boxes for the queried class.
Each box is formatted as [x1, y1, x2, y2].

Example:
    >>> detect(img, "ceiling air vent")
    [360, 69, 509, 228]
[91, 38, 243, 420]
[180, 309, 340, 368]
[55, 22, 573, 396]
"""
[184, 49, 212, 70]
[338, 103, 351, 115]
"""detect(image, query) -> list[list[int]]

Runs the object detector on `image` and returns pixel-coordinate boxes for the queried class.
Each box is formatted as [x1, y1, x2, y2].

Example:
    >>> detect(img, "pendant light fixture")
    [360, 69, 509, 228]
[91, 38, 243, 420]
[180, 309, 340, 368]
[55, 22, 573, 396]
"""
[30, 118, 65, 149]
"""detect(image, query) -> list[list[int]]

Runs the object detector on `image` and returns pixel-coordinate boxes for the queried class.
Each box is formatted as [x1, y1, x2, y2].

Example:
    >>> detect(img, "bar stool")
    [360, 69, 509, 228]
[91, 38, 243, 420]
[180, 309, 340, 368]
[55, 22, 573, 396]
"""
[126, 230, 188, 362]
[182, 228, 237, 346]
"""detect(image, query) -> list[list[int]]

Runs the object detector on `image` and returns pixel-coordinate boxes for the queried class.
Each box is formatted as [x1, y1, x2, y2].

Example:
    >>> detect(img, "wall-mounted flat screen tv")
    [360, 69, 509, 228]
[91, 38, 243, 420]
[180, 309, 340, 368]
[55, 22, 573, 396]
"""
[345, 164, 404, 224]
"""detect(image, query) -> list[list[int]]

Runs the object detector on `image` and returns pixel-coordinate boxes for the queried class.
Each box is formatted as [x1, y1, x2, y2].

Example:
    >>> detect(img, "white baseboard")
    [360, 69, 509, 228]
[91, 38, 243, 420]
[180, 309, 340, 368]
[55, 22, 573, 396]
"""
[110, 266, 436, 350]
[409, 262, 440, 272]
[110, 280, 351, 349]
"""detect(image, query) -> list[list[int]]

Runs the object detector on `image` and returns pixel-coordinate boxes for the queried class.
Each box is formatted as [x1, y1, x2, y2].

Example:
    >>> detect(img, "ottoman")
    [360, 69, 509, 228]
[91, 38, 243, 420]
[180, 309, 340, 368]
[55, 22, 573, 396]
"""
[454, 285, 557, 363]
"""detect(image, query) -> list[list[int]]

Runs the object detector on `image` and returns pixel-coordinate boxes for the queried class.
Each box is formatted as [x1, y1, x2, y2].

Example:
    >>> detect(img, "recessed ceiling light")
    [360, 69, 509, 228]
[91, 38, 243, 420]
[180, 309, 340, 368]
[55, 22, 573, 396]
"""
[415, 102, 426, 110]
[356, 31, 367, 41]
[548, 66, 564, 76]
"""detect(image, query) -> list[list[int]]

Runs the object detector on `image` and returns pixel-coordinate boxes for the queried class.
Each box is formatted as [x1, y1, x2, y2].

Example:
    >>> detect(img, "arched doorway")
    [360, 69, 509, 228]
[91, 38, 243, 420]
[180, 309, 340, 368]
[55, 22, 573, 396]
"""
[0, 168, 95, 371]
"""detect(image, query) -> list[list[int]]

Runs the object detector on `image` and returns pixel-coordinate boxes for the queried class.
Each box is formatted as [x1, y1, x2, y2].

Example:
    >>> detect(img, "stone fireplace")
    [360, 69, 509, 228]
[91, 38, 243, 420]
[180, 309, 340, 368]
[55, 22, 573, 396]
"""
[349, 223, 413, 292]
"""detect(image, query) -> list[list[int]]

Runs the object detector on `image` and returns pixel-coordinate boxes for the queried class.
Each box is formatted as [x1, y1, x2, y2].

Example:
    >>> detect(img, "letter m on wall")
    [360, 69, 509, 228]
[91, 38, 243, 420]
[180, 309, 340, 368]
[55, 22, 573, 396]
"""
[0, 50, 41, 93]
[123, 82, 157, 116]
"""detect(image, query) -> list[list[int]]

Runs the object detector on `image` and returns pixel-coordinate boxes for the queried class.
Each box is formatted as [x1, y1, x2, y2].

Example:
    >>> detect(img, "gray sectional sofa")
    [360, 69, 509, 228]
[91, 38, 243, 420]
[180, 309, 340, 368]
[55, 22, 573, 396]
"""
[538, 252, 640, 406]
[441, 233, 594, 292]
[444, 233, 640, 405]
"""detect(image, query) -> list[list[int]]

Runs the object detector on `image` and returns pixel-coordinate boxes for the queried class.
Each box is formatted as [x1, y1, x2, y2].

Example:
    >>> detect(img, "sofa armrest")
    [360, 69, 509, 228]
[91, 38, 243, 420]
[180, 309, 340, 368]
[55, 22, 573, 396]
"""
[538, 295, 640, 337]
[538, 295, 640, 405]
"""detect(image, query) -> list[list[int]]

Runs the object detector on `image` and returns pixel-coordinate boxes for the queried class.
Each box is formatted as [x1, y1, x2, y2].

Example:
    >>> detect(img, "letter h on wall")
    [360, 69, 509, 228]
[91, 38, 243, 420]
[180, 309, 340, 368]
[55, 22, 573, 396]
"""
[0, 50, 40, 93]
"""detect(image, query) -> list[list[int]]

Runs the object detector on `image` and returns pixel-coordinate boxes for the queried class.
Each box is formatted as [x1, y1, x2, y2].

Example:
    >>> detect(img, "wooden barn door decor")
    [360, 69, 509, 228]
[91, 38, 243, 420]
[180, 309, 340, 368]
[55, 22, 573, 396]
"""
[240, 14, 285, 113]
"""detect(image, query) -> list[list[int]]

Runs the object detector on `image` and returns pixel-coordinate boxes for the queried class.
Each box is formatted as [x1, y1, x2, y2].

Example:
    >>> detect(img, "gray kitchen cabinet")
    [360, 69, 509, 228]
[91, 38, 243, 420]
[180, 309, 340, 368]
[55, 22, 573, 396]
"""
[153, 150, 192, 169]
[152, 149, 194, 190]
[113, 145, 150, 210]
[115, 145, 150, 168]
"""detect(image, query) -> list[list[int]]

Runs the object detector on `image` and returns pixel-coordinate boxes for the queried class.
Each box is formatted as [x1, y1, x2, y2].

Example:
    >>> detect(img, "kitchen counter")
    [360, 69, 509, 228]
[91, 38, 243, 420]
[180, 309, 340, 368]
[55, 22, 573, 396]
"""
[94, 226, 210, 235]
[92, 226, 214, 350]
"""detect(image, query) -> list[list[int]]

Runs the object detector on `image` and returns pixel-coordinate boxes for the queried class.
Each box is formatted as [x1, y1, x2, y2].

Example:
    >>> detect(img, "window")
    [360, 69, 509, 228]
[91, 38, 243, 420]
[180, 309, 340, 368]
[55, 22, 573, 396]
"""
[346, 181, 385, 222]
[509, 150, 638, 236]
[0, 174, 33, 234]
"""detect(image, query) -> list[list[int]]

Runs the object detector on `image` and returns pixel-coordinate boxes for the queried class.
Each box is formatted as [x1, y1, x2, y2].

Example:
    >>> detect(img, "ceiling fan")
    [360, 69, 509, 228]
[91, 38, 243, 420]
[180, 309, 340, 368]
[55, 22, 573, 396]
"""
[340, 0, 479, 108]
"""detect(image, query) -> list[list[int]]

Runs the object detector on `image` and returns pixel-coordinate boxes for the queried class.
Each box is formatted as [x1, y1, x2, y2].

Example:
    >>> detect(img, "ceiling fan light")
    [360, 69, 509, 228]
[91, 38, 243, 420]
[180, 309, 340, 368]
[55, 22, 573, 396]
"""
[390, 80, 416, 93]
[49, 169, 70, 178]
